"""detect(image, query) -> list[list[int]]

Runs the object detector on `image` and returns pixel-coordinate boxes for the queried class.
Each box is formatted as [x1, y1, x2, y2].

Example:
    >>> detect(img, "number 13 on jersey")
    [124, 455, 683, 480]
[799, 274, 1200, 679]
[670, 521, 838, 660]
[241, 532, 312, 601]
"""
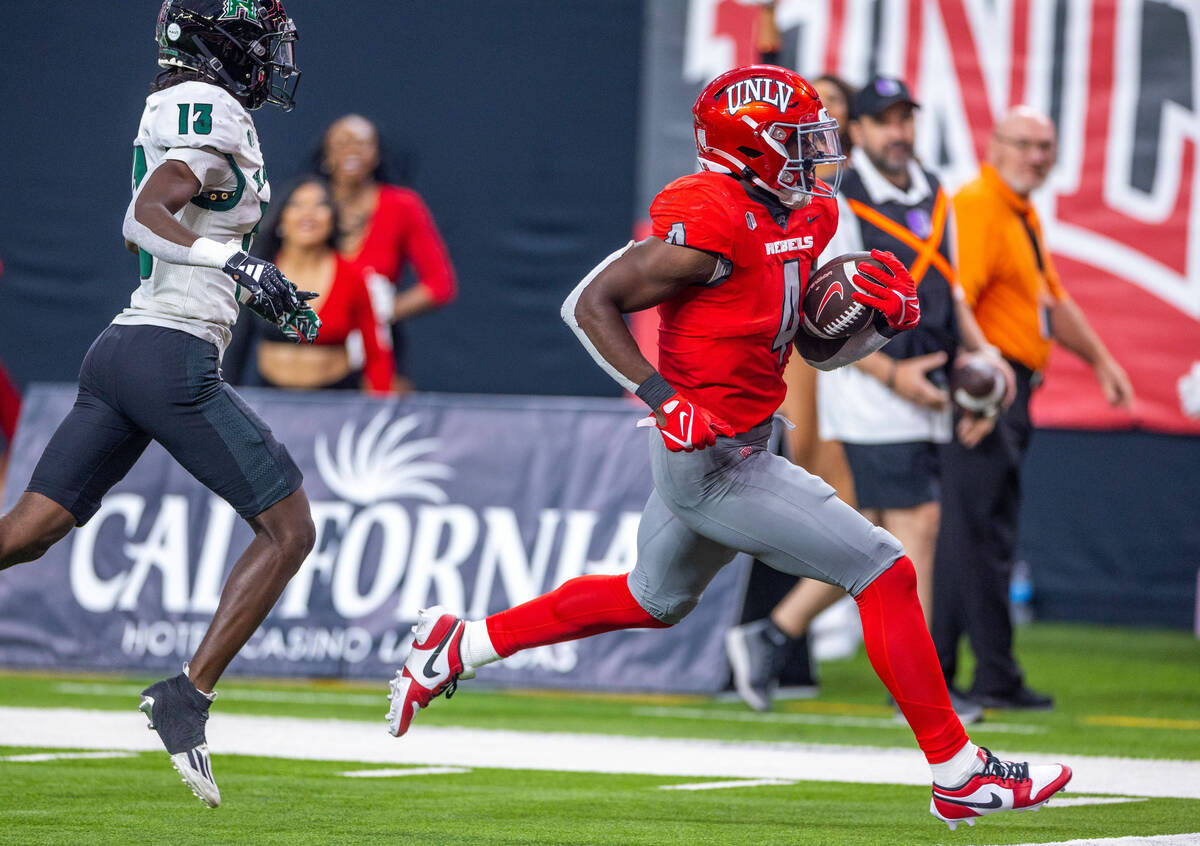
[178, 103, 213, 136]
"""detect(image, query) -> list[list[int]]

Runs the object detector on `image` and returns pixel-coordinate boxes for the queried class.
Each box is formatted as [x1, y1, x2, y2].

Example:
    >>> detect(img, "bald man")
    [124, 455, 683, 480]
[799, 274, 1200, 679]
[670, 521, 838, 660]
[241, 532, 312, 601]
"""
[932, 106, 1133, 710]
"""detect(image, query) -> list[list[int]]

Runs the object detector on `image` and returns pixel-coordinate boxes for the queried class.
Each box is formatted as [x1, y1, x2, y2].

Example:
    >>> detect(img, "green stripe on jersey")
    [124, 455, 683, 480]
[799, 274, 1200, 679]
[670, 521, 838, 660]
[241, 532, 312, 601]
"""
[131, 146, 153, 280]
[191, 153, 246, 212]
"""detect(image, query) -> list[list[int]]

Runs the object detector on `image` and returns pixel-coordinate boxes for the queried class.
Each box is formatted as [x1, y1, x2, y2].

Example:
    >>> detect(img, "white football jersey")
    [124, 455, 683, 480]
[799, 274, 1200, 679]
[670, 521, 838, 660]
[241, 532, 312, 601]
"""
[113, 80, 271, 353]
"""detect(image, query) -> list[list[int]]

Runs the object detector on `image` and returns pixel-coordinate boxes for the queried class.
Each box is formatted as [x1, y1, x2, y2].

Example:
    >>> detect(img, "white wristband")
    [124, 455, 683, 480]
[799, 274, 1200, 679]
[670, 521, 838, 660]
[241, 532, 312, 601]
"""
[188, 237, 242, 269]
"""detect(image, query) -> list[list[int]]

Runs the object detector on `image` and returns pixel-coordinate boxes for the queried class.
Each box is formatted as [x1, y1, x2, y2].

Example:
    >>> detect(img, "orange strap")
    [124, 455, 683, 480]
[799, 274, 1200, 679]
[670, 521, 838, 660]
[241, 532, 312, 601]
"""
[846, 190, 955, 286]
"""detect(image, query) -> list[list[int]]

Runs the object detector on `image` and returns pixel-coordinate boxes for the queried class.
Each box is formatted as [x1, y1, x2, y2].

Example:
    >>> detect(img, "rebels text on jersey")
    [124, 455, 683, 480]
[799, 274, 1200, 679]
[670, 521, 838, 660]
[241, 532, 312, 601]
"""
[649, 171, 838, 433]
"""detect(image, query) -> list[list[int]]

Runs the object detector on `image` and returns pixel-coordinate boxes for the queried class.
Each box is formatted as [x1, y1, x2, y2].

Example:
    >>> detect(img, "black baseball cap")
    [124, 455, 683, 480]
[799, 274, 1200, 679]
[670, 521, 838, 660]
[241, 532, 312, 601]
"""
[851, 76, 920, 120]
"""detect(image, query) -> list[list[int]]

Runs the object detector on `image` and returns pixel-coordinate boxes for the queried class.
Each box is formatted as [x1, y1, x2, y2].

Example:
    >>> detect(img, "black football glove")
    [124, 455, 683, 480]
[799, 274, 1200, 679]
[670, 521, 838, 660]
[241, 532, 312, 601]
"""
[223, 251, 321, 343]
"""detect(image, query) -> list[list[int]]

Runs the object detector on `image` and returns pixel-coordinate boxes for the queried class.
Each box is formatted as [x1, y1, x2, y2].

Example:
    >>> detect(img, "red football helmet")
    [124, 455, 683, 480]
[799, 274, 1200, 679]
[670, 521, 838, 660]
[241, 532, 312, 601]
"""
[693, 65, 844, 207]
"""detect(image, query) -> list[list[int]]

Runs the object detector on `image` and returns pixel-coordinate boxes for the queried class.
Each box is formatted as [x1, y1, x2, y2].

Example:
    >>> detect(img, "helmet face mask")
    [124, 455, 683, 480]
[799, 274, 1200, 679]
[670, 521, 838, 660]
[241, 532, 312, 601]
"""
[765, 111, 844, 204]
[157, 0, 301, 111]
[693, 66, 845, 208]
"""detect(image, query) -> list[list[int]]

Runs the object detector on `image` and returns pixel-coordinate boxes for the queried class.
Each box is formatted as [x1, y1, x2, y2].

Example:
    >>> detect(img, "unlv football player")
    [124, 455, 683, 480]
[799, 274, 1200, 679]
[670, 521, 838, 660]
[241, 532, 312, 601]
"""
[388, 65, 1071, 829]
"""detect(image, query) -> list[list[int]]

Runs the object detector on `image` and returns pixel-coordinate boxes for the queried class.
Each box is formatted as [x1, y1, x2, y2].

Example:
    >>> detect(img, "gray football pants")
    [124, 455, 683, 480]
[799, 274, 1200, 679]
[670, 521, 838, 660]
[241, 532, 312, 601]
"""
[628, 419, 904, 624]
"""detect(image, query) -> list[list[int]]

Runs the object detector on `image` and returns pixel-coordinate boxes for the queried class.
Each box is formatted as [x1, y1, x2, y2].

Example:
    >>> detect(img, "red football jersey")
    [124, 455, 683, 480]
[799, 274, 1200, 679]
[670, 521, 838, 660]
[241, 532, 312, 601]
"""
[649, 171, 838, 433]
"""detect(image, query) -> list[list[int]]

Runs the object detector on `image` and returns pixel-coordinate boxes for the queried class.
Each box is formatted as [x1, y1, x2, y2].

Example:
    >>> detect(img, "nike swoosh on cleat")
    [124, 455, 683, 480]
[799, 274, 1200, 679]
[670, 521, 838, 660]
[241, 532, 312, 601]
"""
[932, 792, 1003, 809]
[423, 622, 459, 679]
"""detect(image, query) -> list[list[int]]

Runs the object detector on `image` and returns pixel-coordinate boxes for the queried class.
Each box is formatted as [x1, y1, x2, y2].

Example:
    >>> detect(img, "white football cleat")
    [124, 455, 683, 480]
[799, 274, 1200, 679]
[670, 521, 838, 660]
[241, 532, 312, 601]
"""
[386, 606, 471, 738]
[930, 747, 1072, 830]
[168, 745, 221, 809]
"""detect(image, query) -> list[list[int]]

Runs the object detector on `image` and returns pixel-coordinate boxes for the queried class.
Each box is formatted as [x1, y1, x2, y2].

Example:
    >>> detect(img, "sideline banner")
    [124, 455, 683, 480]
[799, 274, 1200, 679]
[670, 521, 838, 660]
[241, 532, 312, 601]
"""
[0, 386, 749, 693]
[639, 0, 1200, 434]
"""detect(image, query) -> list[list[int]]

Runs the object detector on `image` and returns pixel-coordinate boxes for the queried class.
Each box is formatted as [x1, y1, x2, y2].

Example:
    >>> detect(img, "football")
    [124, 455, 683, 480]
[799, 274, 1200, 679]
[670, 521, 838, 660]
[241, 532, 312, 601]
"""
[950, 355, 1006, 416]
[802, 252, 882, 340]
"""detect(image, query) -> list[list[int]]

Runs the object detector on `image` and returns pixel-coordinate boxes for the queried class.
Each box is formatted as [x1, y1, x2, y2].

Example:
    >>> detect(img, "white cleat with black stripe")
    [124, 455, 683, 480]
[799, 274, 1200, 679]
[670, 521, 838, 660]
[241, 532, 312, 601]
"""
[139, 668, 220, 808]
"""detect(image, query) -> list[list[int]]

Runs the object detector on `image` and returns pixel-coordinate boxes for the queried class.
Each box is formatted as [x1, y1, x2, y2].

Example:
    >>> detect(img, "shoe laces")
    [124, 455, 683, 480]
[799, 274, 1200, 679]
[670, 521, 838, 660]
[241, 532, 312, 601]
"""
[980, 748, 1029, 783]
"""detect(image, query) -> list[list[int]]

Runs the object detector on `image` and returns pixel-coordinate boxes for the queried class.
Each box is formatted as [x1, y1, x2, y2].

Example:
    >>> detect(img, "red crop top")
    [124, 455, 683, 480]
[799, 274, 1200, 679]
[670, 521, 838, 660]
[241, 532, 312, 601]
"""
[262, 255, 393, 393]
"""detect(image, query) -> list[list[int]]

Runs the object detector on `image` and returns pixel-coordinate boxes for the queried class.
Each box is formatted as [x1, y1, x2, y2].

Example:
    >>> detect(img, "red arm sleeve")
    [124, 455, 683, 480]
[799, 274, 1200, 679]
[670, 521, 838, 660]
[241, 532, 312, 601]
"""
[398, 190, 457, 306]
[352, 270, 394, 394]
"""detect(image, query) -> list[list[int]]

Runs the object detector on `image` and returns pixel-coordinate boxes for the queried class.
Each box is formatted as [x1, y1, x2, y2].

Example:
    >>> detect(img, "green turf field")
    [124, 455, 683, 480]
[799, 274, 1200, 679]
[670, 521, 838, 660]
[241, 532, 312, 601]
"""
[1, 622, 1197, 845]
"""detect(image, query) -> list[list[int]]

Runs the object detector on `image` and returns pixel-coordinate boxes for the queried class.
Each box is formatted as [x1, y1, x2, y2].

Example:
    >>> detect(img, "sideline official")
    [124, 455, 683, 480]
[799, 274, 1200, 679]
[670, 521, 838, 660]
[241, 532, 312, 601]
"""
[933, 106, 1134, 710]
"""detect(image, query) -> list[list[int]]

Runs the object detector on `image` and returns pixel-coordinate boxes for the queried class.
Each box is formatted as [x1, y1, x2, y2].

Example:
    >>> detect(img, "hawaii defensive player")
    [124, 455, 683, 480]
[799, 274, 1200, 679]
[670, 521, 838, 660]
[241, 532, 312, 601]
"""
[386, 65, 1073, 831]
[0, 0, 315, 808]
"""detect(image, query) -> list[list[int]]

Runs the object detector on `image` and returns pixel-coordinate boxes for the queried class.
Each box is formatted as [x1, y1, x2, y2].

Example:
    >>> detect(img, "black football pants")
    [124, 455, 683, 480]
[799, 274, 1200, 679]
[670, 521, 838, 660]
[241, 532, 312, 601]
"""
[932, 362, 1036, 698]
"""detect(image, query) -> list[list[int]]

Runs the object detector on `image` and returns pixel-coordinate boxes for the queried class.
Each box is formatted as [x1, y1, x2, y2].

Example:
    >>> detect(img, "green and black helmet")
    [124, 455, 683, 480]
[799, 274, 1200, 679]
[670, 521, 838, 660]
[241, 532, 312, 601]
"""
[156, 0, 300, 111]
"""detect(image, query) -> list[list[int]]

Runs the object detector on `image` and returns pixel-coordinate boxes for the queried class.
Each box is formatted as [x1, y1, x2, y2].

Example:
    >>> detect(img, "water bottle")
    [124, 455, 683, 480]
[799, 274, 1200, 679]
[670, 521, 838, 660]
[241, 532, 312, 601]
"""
[1010, 559, 1034, 624]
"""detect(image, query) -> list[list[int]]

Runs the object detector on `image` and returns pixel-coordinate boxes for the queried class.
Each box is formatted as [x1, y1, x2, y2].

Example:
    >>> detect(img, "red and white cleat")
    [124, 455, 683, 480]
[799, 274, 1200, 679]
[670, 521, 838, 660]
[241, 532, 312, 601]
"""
[930, 747, 1072, 830]
[386, 606, 471, 737]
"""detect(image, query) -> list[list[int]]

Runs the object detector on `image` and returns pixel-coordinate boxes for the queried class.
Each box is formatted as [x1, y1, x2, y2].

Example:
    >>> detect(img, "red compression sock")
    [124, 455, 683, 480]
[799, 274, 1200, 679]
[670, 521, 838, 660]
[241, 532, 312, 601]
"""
[485, 574, 669, 658]
[855, 556, 969, 763]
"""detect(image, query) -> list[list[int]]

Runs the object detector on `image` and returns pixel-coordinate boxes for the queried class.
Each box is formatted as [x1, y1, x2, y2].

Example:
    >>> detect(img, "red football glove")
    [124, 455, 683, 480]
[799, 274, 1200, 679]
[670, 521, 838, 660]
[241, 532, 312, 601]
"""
[637, 393, 734, 452]
[851, 249, 921, 331]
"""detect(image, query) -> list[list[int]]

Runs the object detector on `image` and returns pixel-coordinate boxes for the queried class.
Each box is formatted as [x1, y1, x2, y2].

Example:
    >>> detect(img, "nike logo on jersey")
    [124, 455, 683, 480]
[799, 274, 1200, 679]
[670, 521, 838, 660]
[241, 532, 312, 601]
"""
[422, 623, 460, 679]
[931, 792, 1004, 809]
[725, 78, 796, 115]
[764, 236, 814, 256]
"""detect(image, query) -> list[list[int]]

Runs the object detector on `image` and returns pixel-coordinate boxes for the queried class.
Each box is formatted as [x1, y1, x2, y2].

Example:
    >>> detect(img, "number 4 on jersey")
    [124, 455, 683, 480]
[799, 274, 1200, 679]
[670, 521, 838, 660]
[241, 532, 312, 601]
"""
[178, 103, 213, 136]
[771, 259, 802, 363]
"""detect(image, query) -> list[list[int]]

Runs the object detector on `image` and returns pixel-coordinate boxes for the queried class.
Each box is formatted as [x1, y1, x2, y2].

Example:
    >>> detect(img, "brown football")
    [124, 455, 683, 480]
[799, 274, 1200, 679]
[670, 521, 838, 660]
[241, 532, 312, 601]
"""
[950, 356, 1006, 415]
[802, 252, 882, 340]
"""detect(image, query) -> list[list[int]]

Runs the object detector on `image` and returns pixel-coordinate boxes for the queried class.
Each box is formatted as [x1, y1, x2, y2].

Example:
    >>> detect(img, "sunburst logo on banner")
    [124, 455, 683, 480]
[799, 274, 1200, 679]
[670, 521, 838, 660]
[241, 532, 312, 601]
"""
[314, 410, 453, 506]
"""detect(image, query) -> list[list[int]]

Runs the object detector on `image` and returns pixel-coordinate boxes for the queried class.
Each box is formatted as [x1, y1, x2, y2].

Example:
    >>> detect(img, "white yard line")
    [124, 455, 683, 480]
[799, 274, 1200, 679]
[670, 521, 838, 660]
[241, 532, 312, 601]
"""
[0, 751, 137, 763]
[55, 681, 381, 707]
[340, 766, 472, 778]
[1008, 836, 1200, 846]
[0, 706, 1197, 800]
[659, 779, 796, 791]
[1045, 797, 1149, 808]
[633, 705, 1047, 734]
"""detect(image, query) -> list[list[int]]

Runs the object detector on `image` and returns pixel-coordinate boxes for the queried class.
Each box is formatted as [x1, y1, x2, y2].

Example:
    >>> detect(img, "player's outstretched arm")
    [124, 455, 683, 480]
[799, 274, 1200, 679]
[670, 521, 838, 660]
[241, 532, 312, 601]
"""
[562, 238, 734, 450]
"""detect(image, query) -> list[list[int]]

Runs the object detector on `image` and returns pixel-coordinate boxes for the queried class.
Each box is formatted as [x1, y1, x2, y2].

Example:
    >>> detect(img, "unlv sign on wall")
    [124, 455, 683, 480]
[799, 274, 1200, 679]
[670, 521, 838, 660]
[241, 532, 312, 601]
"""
[0, 387, 746, 691]
[643, 0, 1200, 432]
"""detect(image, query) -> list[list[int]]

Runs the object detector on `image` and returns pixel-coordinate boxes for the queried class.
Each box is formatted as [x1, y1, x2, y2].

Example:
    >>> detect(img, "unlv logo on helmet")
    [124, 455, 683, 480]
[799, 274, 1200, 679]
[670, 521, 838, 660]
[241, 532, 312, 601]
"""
[724, 77, 795, 115]
[693, 65, 844, 207]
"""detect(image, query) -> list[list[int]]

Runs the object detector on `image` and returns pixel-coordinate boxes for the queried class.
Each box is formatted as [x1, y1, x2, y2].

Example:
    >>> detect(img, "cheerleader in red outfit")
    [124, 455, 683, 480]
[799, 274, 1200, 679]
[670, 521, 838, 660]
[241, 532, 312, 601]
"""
[253, 177, 393, 393]
[321, 115, 456, 389]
